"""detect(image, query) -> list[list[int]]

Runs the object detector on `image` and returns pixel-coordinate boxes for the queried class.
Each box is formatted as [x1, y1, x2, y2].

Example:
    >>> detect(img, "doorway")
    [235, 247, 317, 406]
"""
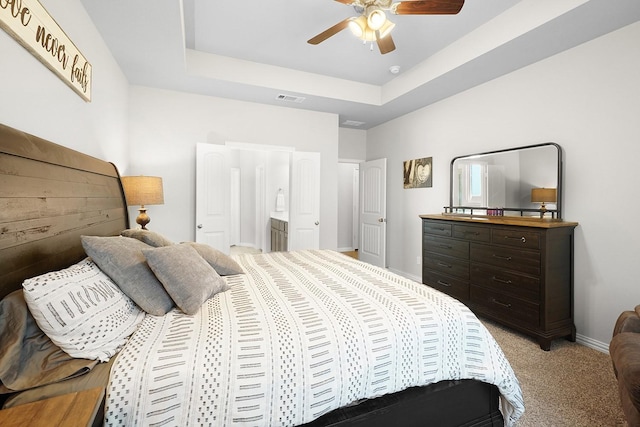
[195, 143, 320, 254]
[337, 162, 360, 252]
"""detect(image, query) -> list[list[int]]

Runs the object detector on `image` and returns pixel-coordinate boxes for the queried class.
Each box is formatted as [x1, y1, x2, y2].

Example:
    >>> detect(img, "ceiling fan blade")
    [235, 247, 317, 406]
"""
[308, 18, 351, 45]
[376, 32, 396, 54]
[392, 0, 464, 15]
[334, 0, 354, 4]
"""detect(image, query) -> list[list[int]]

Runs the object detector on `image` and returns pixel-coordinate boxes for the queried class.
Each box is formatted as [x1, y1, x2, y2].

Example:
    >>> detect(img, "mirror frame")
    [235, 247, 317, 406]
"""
[448, 142, 563, 219]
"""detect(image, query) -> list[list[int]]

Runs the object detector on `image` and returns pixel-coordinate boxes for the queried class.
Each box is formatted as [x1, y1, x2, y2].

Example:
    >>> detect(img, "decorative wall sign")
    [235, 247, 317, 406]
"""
[0, 0, 92, 101]
[403, 156, 432, 188]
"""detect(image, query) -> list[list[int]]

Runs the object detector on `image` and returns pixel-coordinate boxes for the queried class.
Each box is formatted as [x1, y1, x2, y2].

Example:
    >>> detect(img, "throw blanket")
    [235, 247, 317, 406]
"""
[105, 250, 524, 426]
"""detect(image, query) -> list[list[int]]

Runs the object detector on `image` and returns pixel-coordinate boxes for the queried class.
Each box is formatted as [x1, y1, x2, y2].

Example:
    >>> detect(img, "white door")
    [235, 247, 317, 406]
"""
[255, 164, 266, 253]
[289, 151, 320, 250]
[230, 168, 240, 246]
[352, 166, 360, 250]
[359, 158, 387, 268]
[196, 143, 231, 254]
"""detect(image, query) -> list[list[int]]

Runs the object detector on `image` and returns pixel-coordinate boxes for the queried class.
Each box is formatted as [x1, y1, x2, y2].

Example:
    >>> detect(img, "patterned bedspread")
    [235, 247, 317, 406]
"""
[105, 250, 524, 426]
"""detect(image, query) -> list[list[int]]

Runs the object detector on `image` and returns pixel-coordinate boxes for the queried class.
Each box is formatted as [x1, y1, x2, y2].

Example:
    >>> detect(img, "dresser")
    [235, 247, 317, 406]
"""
[420, 214, 578, 350]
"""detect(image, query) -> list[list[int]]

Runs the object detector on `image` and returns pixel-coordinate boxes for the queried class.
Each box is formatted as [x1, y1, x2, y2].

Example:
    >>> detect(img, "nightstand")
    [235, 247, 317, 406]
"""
[0, 387, 104, 427]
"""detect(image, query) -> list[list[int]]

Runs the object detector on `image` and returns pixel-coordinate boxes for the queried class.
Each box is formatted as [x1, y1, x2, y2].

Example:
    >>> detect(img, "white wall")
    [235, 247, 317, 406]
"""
[127, 86, 339, 249]
[0, 0, 129, 170]
[339, 128, 367, 160]
[366, 21, 640, 349]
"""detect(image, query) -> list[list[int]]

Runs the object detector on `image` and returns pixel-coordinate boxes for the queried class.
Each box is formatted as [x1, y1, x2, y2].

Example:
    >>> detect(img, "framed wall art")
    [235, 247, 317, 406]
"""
[0, 0, 92, 101]
[403, 156, 432, 189]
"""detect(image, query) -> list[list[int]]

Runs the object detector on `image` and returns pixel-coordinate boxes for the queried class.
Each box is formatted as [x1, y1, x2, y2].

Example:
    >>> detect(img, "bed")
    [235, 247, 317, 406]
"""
[0, 123, 524, 426]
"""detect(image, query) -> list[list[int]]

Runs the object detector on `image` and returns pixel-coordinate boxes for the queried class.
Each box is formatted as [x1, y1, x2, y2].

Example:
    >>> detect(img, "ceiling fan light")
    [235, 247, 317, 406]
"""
[348, 16, 366, 38]
[363, 27, 376, 42]
[367, 9, 386, 31]
[378, 19, 395, 39]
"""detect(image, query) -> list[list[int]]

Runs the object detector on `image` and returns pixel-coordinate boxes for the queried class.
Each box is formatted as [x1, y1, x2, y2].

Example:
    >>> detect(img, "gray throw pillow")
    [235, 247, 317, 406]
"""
[81, 236, 174, 316]
[182, 242, 244, 276]
[120, 229, 173, 247]
[142, 245, 229, 315]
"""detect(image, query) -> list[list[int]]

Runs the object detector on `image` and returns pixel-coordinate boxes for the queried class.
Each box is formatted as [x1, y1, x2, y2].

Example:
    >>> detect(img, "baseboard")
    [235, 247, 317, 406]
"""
[576, 333, 609, 354]
[389, 268, 421, 283]
[389, 268, 611, 355]
[235, 242, 257, 249]
[338, 247, 355, 252]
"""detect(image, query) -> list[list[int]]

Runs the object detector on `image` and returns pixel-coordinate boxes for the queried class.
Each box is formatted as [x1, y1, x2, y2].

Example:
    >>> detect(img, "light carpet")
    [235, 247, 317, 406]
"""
[482, 319, 627, 426]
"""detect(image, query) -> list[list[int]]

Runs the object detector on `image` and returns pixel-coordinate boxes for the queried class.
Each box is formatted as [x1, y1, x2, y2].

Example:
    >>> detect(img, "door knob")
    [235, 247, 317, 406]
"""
[378, 218, 385, 222]
[197, 224, 203, 229]
[315, 221, 320, 226]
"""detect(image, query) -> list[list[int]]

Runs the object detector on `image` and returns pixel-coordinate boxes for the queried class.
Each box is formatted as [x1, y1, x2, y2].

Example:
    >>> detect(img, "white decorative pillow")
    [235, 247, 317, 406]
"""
[22, 258, 146, 362]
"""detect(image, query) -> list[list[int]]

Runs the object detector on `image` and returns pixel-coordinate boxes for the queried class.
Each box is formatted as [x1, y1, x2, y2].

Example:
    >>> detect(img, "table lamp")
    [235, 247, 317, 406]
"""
[531, 188, 557, 218]
[121, 176, 164, 230]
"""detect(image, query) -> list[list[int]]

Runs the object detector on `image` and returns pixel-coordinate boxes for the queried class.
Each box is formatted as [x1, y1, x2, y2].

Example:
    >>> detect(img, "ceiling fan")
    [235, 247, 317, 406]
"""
[308, 0, 465, 54]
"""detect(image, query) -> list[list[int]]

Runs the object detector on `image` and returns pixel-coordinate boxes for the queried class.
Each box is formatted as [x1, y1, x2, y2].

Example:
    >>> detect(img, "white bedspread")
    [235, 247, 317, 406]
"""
[105, 250, 524, 426]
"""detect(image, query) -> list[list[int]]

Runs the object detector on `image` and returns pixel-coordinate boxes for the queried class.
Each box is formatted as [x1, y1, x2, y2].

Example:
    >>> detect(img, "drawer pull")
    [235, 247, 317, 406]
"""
[436, 244, 452, 249]
[492, 254, 512, 261]
[431, 227, 446, 231]
[492, 276, 513, 285]
[492, 298, 512, 308]
[437, 280, 452, 287]
[437, 262, 452, 268]
[504, 235, 526, 244]
[464, 231, 480, 236]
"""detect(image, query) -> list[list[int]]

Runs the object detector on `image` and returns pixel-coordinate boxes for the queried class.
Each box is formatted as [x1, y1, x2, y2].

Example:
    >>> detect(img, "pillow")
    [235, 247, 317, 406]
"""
[142, 244, 229, 315]
[81, 235, 174, 315]
[182, 242, 244, 276]
[22, 258, 146, 362]
[120, 229, 173, 247]
[0, 290, 98, 392]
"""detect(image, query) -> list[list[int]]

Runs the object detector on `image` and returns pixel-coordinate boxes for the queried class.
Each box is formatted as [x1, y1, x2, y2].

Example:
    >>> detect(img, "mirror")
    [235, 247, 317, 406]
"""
[449, 143, 562, 218]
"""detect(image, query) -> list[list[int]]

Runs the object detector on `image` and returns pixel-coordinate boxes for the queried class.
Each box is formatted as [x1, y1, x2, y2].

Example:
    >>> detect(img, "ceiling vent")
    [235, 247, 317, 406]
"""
[342, 120, 366, 127]
[276, 94, 305, 103]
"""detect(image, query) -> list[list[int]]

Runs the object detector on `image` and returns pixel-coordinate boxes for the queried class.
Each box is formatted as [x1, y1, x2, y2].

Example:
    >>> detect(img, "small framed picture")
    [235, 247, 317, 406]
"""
[404, 157, 432, 188]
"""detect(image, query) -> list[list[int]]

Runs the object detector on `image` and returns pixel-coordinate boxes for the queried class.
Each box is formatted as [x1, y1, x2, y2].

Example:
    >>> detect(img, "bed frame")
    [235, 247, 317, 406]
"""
[0, 123, 504, 426]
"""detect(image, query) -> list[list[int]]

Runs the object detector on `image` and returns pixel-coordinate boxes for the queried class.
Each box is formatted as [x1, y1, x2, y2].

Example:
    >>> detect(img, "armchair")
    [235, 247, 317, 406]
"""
[610, 306, 640, 426]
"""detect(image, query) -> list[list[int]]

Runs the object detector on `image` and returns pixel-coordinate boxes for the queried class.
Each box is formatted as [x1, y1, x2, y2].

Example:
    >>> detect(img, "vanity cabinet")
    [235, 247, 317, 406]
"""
[271, 218, 288, 252]
[421, 215, 578, 350]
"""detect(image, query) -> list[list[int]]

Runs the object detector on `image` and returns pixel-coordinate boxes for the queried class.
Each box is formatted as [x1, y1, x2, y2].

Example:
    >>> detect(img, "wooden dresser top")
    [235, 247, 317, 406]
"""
[419, 214, 578, 229]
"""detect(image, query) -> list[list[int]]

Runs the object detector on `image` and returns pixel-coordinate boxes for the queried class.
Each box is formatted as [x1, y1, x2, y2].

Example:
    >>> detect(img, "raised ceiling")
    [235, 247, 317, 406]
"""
[81, 0, 640, 129]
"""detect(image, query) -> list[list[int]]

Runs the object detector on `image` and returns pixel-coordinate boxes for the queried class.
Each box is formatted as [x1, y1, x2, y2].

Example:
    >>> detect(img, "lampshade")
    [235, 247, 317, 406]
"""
[531, 188, 557, 203]
[348, 14, 394, 42]
[121, 176, 164, 206]
[121, 176, 164, 230]
[348, 15, 367, 38]
[378, 19, 396, 39]
[367, 9, 386, 31]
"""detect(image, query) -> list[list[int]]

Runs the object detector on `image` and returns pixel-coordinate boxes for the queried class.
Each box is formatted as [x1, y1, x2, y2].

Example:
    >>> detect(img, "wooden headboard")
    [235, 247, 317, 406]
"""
[0, 123, 129, 299]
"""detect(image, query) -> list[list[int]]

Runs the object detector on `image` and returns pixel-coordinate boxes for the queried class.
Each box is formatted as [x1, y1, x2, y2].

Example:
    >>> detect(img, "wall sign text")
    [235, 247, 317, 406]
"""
[0, 0, 92, 101]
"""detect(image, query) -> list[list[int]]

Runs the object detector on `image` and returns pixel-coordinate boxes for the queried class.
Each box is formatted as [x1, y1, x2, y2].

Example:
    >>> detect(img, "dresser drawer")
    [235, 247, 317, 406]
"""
[471, 264, 540, 301]
[423, 235, 469, 259]
[423, 252, 469, 279]
[471, 243, 540, 276]
[423, 269, 469, 301]
[423, 221, 452, 237]
[492, 228, 540, 250]
[470, 285, 539, 328]
[453, 225, 491, 243]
